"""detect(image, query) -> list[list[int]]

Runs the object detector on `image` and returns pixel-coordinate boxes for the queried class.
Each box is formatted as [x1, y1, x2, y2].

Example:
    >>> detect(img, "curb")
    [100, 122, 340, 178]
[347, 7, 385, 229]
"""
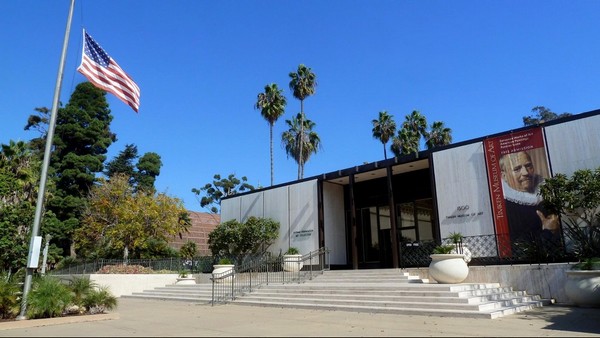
[0, 312, 119, 330]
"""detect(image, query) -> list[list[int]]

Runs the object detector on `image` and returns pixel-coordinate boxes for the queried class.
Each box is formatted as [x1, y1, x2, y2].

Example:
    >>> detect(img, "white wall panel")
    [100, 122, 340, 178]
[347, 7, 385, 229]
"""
[288, 180, 319, 254]
[323, 182, 346, 265]
[220, 197, 240, 223]
[433, 142, 495, 237]
[263, 186, 291, 255]
[545, 114, 600, 176]
[240, 192, 264, 221]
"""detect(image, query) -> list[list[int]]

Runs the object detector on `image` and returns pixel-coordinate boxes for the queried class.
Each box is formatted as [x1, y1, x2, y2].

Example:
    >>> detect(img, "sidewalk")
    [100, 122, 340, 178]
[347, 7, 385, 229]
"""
[1, 298, 599, 337]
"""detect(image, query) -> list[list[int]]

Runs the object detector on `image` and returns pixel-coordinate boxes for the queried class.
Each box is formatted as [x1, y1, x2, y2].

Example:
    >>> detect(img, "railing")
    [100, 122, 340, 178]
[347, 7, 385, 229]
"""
[210, 247, 330, 305]
[399, 234, 575, 268]
[48, 256, 215, 275]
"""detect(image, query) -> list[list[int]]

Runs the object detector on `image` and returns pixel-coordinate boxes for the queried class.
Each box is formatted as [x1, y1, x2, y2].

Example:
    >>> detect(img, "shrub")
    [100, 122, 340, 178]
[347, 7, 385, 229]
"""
[218, 257, 232, 265]
[26, 276, 73, 319]
[69, 276, 97, 308]
[82, 286, 117, 314]
[179, 241, 198, 260]
[285, 247, 300, 255]
[208, 217, 279, 264]
[97, 264, 154, 274]
[0, 270, 21, 319]
[432, 245, 455, 254]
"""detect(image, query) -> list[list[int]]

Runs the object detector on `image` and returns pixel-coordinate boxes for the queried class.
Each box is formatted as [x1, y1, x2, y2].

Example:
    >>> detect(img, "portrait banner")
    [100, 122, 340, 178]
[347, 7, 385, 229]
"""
[483, 128, 550, 257]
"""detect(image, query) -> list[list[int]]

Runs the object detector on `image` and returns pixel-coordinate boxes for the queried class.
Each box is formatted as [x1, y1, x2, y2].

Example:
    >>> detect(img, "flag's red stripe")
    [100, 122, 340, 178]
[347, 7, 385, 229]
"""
[78, 55, 140, 112]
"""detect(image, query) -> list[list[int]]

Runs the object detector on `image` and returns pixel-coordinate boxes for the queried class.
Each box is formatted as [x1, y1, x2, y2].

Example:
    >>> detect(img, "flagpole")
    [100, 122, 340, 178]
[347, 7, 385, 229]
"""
[17, 0, 76, 320]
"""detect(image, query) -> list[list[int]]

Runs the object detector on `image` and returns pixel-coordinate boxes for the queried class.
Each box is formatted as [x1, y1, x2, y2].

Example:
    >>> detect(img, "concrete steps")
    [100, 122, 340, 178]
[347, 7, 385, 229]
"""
[121, 284, 214, 304]
[232, 269, 545, 319]
[120, 269, 546, 319]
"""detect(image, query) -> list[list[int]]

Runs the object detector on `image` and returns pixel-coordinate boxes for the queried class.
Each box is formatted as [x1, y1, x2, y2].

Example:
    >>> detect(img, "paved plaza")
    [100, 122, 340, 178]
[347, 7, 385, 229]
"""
[1, 298, 599, 337]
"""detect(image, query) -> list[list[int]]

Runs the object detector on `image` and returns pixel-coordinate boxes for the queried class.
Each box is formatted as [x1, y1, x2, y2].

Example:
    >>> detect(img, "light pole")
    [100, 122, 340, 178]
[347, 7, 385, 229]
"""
[16, 0, 75, 320]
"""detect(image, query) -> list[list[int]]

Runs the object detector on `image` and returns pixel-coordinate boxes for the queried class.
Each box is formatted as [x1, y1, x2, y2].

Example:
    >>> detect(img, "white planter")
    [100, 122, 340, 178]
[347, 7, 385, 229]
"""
[282, 254, 304, 272]
[175, 276, 196, 285]
[429, 254, 469, 284]
[212, 264, 235, 283]
[565, 270, 600, 307]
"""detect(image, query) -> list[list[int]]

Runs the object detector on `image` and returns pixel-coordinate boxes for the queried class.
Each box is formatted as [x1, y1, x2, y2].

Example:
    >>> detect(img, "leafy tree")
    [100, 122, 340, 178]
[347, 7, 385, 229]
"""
[135, 152, 162, 193]
[523, 106, 572, 126]
[255, 83, 287, 186]
[288, 64, 317, 179]
[74, 174, 190, 260]
[179, 240, 198, 259]
[105, 144, 138, 184]
[208, 216, 280, 264]
[281, 112, 321, 179]
[424, 121, 453, 150]
[191, 174, 255, 213]
[105, 144, 162, 193]
[372, 111, 396, 159]
[25, 82, 116, 257]
[0, 140, 53, 271]
[540, 168, 600, 261]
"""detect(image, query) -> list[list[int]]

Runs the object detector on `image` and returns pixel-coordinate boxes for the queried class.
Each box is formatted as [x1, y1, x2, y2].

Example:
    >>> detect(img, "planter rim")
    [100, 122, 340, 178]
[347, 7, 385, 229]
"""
[566, 270, 600, 276]
[430, 253, 465, 259]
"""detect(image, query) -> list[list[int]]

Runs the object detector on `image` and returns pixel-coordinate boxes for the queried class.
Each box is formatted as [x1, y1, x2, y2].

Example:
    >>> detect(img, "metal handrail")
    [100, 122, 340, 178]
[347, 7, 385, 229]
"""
[210, 247, 330, 305]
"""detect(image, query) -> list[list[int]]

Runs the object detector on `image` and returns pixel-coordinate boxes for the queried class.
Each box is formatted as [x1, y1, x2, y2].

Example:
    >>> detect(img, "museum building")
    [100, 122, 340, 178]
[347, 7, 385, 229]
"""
[221, 109, 600, 270]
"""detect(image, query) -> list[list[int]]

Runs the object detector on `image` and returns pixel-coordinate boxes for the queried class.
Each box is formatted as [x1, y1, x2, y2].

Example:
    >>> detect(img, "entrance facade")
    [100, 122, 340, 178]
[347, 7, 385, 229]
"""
[345, 166, 437, 269]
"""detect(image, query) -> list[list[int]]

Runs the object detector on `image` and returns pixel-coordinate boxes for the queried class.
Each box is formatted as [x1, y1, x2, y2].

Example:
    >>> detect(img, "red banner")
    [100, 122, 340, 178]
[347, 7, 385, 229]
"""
[484, 128, 549, 257]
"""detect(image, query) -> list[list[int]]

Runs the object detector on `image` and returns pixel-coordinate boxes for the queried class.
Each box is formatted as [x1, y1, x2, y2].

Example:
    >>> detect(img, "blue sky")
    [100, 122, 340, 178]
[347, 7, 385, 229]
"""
[2, 1, 599, 212]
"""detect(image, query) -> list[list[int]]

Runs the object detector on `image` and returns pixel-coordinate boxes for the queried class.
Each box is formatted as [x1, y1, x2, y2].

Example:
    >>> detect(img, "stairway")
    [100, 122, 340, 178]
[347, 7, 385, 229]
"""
[121, 283, 214, 303]
[120, 269, 546, 319]
[232, 269, 546, 319]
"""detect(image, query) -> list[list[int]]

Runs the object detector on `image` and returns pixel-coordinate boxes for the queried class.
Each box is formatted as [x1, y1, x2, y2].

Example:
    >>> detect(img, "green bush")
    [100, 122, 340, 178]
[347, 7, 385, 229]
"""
[208, 217, 279, 264]
[26, 276, 73, 319]
[285, 247, 300, 255]
[0, 270, 21, 319]
[432, 245, 455, 254]
[69, 276, 97, 308]
[82, 286, 117, 314]
[179, 241, 198, 260]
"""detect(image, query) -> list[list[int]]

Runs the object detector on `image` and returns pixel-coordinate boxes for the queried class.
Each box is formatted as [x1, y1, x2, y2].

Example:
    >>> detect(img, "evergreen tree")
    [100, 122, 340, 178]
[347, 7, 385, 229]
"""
[25, 82, 115, 256]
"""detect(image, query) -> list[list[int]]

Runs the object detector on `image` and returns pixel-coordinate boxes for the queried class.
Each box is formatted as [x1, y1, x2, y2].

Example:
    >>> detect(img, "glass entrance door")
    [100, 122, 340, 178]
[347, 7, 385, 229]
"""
[357, 207, 380, 266]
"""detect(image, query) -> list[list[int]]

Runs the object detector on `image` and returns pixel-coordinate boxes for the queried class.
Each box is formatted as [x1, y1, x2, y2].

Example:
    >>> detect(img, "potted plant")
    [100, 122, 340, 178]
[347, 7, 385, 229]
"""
[428, 243, 469, 284]
[539, 168, 600, 307]
[212, 257, 235, 283]
[176, 269, 196, 285]
[282, 247, 303, 272]
[447, 232, 472, 263]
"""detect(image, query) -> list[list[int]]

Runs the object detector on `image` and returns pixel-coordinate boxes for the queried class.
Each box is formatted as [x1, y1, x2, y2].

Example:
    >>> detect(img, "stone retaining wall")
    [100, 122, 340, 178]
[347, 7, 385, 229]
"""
[403, 262, 577, 304]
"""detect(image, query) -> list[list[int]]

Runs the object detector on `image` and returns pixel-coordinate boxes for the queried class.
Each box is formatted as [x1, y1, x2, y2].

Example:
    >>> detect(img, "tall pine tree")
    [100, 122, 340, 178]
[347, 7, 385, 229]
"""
[26, 82, 115, 256]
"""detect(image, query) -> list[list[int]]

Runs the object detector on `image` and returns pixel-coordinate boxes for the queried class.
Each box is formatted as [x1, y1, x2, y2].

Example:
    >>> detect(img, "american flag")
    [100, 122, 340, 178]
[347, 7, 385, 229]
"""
[77, 30, 141, 112]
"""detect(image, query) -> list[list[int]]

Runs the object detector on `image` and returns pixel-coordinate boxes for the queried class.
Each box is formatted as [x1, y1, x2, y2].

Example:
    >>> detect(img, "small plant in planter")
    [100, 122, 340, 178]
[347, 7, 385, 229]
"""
[447, 232, 472, 263]
[176, 269, 195, 285]
[212, 257, 235, 283]
[285, 247, 300, 255]
[283, 247, 303, 272]
[217, 257, 233, 265]
[432, 244, 454, 254]
[429, 242, 469, 284]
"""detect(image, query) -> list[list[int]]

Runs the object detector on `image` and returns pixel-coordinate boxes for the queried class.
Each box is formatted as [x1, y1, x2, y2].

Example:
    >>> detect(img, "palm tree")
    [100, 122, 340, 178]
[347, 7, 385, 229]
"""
[391, 110, 427, 158]
[281, 112, 321, 179]
[288, 64, 317, 180]
[255, 83, 287, 186]
[372, 111, 396, 159]
[403, 110, 427, 137]
[390, 128, 420, 158]
[425, 121, 452, 149]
